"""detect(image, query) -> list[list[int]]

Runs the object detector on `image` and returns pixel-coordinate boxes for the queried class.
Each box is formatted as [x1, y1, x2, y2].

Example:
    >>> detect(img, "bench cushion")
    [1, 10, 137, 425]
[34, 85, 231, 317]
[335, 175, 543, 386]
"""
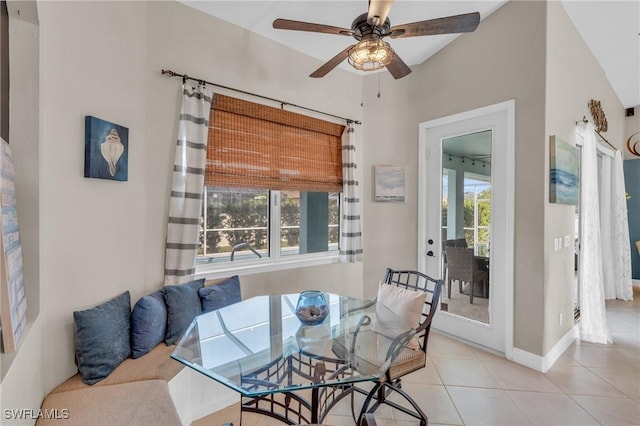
[51, 344, 183, 394]
[37, 380, 181, 426]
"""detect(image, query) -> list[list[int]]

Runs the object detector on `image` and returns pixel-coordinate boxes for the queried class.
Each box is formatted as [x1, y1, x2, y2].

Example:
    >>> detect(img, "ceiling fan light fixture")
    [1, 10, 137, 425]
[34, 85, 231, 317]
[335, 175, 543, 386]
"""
[347, 38, 394, 71]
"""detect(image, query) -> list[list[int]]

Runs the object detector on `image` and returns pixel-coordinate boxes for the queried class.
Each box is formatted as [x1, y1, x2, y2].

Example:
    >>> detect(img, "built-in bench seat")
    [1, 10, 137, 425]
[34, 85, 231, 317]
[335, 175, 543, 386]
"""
[38, 379, 181, 426]
[48, 344, 182, 395]
[37, 344, 183, 426]
[37, 276, 242, 426]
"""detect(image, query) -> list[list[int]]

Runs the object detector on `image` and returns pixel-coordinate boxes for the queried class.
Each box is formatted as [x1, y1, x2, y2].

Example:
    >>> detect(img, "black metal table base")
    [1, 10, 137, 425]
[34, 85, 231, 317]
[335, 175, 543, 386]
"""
[241, 385, 353, 425]
[239, 352, 355, 424]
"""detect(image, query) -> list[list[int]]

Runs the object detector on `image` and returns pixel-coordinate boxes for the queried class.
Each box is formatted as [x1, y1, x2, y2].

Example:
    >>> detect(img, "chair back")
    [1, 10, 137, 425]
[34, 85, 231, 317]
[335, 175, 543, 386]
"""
[445, 247, 475, 282]
[453, 238, 468, 248]
[444, 238, 468, 249]
[382, 268, 442, 353]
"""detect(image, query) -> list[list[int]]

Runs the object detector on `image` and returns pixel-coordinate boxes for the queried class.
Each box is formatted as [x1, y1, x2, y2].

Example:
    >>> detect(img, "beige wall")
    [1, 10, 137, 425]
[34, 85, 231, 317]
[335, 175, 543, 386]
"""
[362, 1, 548, 354]
[38, 0, 150, 394]
[543, 1, 625, 353]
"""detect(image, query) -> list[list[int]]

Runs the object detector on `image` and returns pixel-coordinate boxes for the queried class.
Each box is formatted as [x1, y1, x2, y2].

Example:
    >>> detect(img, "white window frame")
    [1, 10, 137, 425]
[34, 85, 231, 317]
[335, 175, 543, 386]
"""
[195, 190, 340, 280]
[462, 174, 491, 256]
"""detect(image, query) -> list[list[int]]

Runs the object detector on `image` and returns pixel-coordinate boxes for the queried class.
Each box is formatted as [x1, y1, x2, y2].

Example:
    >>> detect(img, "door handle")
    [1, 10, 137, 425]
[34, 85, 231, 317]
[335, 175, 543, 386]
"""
[426, 251, 435, 257]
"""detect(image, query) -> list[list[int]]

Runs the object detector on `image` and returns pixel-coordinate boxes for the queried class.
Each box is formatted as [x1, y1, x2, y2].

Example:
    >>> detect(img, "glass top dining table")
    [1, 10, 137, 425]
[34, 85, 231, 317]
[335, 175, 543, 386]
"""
[171, 292, 416, 424]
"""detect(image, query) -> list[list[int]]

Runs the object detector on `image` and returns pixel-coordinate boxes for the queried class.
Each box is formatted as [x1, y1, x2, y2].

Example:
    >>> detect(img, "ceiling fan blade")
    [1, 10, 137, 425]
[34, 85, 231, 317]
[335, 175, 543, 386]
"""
[273, 19, 353, 36]
[386, 53, 412, 79]
[390, 12, 481, 39]
[367, 0, 394, 26]
[310, 45, 355, 78]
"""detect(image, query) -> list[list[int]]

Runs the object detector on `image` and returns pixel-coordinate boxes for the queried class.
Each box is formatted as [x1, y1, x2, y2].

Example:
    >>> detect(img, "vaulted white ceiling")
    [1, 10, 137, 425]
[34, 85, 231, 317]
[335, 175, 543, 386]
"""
[562, 1, 639, 109]
[181, 0, 640, 108]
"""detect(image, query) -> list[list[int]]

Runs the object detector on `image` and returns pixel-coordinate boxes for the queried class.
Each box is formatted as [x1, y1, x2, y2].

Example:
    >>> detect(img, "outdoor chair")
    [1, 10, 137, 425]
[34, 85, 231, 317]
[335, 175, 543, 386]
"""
[445, 246, 488, 304]
[442, 238, 468, 283]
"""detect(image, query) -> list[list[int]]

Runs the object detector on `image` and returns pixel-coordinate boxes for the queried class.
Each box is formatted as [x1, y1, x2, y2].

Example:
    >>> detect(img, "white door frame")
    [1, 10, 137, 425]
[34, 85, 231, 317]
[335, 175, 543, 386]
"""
[418, 100, 515, 358]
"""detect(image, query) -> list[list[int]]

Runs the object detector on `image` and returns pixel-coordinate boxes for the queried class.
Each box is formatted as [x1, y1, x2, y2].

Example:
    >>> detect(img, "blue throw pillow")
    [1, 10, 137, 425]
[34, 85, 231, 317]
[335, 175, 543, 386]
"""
[199, 275, 241, 313]
[163, 278, 205, 345]
[130, 290, 167, 358]
[73, 291, 131, 385]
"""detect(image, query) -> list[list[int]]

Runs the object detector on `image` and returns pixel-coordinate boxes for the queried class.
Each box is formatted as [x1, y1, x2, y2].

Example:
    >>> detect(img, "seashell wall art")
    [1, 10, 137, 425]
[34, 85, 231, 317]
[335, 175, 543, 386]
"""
[84, 116, 129, 181]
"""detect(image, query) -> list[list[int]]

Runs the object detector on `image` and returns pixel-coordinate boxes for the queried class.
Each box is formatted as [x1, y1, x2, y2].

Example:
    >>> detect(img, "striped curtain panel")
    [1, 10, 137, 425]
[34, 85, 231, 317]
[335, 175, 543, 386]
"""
[339, 123, 363, 263]
[164, 84, 214, 285]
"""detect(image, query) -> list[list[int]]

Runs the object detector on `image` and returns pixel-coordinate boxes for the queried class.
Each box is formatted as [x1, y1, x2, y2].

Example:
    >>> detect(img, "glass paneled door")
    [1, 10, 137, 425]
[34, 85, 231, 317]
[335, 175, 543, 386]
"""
[418, 101, 514, 355]
[440, 131, 492, 324]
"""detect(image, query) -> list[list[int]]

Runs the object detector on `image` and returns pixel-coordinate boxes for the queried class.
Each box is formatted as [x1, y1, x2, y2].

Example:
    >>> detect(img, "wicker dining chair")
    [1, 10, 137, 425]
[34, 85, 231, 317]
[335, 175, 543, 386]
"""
[356, 268, 443, 426]
[442, 238, 468, 283]
[445, 246, 488, 304]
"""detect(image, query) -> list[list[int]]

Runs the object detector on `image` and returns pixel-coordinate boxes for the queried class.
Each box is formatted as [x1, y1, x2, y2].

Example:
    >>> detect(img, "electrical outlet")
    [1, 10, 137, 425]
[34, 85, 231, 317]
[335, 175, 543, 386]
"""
[564, 235, 570, 248]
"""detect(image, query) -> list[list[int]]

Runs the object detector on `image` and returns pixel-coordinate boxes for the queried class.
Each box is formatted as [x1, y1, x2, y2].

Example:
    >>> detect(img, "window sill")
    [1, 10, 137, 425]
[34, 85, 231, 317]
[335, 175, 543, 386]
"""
[194, 253, 340, 280]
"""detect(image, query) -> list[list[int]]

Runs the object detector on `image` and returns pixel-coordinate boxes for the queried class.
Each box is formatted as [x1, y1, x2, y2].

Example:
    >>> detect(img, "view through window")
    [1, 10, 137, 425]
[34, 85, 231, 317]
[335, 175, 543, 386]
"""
[198, 188, 339, 264]
[441, 174, 491, 255]
[463, 176, 491, 256]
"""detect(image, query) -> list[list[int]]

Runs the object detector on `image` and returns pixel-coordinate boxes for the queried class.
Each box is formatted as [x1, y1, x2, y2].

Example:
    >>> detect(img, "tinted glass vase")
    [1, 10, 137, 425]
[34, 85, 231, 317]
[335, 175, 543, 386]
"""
[295, 291, 328, 325]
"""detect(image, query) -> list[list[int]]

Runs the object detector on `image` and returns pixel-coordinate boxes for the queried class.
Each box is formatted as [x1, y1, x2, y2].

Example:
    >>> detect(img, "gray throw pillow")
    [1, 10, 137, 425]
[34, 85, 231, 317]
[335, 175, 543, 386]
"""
[73, 291, 131, 385]
[199, 275, 241, 313]
[163, 278, 205, 345]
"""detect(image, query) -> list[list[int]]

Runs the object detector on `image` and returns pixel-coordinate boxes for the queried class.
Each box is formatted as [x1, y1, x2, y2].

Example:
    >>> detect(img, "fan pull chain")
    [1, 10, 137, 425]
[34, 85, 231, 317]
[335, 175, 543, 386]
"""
[377, 73, 382, 98]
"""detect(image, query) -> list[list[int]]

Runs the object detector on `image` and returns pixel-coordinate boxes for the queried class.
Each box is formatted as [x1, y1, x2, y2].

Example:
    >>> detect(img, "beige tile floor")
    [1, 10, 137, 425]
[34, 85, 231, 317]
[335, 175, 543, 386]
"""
[194, 288, 640, 425]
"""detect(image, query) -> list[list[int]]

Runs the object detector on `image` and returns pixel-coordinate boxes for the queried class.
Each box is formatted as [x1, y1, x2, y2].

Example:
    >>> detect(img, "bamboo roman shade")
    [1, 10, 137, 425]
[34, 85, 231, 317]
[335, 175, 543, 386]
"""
[206, 94, 345, 192]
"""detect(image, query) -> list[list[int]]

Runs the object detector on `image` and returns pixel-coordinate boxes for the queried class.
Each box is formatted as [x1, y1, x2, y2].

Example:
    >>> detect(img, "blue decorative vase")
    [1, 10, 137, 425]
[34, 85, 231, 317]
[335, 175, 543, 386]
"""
[295, 291, 328, 325]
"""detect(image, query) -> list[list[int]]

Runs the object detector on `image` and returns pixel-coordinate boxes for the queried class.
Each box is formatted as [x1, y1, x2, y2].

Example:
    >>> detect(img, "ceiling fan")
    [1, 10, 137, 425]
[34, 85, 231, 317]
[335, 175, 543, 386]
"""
[273, 0, 481, 79]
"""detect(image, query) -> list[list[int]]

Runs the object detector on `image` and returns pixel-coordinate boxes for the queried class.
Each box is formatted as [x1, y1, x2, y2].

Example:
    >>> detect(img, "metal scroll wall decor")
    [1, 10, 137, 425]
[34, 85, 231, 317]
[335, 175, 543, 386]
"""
[588, 99, 608, 133]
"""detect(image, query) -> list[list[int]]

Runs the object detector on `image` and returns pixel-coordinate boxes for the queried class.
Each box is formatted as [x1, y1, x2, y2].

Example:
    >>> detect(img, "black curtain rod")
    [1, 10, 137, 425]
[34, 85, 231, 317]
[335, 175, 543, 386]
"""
[161, 69, 362, 125]
[576, 116, 618, 152]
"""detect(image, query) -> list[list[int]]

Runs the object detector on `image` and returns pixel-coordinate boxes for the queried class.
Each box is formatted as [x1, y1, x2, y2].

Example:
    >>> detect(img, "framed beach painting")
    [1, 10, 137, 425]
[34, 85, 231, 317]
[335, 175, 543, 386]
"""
[549, 136, 579, 205]
[84, 116, 129, 181]
[0, 139, 27, 352]
[374, 164, 405, 202]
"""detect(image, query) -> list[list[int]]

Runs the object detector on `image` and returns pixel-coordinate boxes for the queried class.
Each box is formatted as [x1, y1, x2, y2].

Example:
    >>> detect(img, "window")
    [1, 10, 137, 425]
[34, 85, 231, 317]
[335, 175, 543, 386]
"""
[197, 95, 344, 270]
[463, 175, 491, 256]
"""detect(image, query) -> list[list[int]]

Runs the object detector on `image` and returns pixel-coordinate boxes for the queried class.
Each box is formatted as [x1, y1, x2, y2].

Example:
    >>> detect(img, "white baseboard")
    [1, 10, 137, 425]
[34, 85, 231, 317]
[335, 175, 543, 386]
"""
[168, 367, 238, 425]
[511, 324, 578, 373]
[633, 279, 640, 287]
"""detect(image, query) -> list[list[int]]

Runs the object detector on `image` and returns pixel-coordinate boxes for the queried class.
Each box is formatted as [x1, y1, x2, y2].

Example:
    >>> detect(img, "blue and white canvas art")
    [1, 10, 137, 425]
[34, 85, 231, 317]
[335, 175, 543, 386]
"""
[549, 136, 579, 205]
[84, 116, 128, 181]
[375, 164, 405, 202]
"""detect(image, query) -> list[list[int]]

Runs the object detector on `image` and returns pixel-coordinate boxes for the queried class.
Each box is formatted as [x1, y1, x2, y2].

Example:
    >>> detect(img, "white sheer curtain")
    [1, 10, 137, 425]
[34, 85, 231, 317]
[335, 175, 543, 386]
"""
[596, 146, 633, 301]
[577, 123, 612, 344]
[599, 154, 615, 299]
[610, 151, 633, 300]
